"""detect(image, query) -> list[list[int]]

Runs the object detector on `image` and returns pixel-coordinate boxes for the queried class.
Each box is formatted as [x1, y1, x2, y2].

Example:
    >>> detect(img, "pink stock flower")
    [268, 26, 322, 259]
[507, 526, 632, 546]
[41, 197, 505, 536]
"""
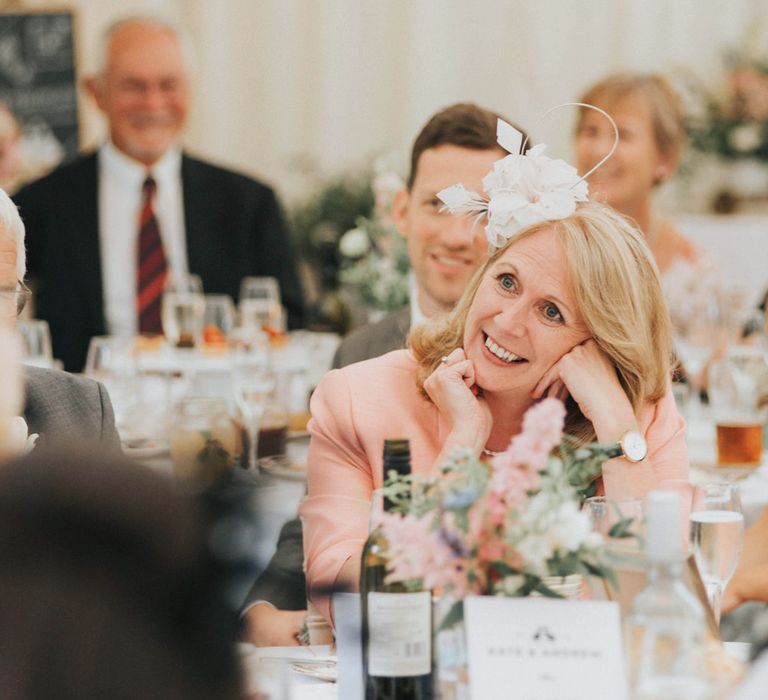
[381, 511, 476, 595]
[522, 398, 565, 449]
[488, 398, 564, 504]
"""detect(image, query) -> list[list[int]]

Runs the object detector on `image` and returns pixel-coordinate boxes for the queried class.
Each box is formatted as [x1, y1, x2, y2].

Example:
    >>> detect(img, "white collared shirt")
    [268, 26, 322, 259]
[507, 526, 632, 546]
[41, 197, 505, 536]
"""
[408, 272, 428, 328]
[98, 142, 188, 337]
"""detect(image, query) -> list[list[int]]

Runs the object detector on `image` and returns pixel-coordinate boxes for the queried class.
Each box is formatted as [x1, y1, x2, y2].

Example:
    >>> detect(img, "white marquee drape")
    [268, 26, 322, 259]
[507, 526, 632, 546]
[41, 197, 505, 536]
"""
[19, 0, 767, 202]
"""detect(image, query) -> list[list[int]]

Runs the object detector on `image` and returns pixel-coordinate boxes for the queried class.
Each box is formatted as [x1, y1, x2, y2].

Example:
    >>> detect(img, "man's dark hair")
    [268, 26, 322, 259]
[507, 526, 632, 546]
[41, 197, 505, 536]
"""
[407, 102, 530, 189]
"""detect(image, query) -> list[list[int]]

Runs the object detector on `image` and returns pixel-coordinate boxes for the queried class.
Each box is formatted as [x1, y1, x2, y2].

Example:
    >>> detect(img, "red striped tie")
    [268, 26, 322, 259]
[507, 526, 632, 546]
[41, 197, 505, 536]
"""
[136, 176, 168, 334]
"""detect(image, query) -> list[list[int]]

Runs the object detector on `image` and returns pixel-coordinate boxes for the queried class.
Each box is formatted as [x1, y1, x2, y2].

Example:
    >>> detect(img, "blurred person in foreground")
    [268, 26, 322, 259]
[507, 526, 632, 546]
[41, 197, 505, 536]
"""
[0, 447, 243, 699]
[301, 118, 690, 625]
[0, 186, 119, 450]
[244, 103, 525, 645]
[14, 15, 303, 372]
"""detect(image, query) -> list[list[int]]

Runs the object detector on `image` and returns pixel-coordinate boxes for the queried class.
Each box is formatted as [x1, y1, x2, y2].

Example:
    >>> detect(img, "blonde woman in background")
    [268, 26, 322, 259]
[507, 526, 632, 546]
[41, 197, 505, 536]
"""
[574, 72, 726, 386]
[574, 73, 697, 277]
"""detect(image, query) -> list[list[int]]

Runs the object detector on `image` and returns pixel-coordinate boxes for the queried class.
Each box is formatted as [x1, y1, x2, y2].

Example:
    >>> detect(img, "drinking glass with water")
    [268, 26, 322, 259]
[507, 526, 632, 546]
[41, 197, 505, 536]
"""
[689, 482, 744, 625]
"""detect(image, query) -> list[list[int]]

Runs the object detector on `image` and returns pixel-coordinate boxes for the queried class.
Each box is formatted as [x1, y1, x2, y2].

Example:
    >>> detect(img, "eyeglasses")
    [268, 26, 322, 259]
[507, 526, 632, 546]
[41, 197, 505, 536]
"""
[0, 280, 32, 317]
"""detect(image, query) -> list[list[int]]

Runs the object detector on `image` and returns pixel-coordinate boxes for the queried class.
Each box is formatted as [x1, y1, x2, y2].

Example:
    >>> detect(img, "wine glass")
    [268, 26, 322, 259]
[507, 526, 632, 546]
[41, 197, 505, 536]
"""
[689, 482, 744, 625]
[16, 319, 53, 368]
[84, 335, 137, 436]
[239, 276, 281, 306]
[238, 276, 284, 334]
[202, 294, 236, 345]
[584, 496, 644, 537]
[671, 292, 724, 420]
[234, 376, 274, 472]
[161, 275, 205, 348]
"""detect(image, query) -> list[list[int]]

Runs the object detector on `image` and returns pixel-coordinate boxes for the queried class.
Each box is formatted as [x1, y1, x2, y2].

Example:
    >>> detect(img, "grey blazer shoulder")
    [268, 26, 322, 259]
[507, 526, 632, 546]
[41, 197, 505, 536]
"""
[331, 306, 411, 369]
[23, 366, 121, 451]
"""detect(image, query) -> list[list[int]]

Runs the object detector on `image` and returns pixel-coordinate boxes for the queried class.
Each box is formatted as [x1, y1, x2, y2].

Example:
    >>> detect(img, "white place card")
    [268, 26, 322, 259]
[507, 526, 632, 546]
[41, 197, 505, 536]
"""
[464, 596, 628, 700]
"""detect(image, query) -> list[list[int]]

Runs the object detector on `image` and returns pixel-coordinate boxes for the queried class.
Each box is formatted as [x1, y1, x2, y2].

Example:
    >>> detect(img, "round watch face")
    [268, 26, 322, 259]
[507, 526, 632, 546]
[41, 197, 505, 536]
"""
[622, 431, 647, 462]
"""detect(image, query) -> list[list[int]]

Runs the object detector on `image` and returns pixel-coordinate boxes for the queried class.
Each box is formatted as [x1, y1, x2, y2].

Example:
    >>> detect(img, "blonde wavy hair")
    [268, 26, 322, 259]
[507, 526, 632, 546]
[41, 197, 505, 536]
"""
[409, 202, 673, 444]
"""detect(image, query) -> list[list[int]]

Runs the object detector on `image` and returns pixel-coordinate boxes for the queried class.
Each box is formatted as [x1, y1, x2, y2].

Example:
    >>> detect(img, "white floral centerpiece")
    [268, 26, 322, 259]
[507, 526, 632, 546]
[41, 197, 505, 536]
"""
[338, 160, 410, 315]
[378, 398, 631, 626]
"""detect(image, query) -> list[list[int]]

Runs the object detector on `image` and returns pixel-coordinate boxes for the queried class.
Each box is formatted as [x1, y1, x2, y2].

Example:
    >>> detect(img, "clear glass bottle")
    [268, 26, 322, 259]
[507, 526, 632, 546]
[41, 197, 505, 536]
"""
[360, 439, 433, 700]
[625, 491, 711, 700]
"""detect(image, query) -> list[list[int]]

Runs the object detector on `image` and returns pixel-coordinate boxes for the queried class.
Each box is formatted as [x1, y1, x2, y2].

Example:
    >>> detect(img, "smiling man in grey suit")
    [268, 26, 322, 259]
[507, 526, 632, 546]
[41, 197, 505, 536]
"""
[332, 103, 527, 368]
[244, 103, 529, 645]
[0, 188, 119, 450]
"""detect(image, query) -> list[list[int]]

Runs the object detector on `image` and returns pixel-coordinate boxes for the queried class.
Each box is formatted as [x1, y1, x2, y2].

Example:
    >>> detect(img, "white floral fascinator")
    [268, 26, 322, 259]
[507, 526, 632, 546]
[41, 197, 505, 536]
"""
[437, 103, 618, 249]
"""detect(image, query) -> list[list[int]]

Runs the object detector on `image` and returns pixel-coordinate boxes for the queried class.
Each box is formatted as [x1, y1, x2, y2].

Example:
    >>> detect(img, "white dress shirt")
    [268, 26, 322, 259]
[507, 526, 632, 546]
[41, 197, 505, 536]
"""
[408, 272, 428, 328]
[98, 142, 188, 337]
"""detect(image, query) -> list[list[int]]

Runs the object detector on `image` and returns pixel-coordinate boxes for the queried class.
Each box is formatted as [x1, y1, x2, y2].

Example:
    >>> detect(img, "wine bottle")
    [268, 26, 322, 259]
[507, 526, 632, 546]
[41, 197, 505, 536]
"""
[625, 491, 709, 699]
[360, 438, 433, 700]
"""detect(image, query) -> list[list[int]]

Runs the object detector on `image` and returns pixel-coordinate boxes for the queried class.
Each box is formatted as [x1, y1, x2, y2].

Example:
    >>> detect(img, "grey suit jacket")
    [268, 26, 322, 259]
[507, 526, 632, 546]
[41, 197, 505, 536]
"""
[23, 365, 121, 451]
[331, 306, 411, 369]
[243, 306, 412, 610]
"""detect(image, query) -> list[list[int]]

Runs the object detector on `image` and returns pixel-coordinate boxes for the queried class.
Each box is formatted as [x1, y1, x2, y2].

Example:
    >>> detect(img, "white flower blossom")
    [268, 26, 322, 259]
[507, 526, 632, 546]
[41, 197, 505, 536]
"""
[437, 129, 589, 250]
[547, 501, 592, 552]
[516, 534, 552, 573]
[339, 227, 371, 258]
[729, 123, 762, 153]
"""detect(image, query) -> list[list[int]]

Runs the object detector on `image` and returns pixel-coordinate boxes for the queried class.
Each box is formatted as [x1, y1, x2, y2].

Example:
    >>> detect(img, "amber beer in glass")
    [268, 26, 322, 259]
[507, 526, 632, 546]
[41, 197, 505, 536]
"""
[709, 350, 768, 469]
[716, 423, 763, 467]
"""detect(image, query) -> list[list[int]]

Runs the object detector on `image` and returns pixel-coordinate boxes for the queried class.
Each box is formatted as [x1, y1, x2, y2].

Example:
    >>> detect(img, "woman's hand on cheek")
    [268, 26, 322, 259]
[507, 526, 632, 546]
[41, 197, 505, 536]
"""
[532, 339, 635, 440]
[424, 348, 491, 453]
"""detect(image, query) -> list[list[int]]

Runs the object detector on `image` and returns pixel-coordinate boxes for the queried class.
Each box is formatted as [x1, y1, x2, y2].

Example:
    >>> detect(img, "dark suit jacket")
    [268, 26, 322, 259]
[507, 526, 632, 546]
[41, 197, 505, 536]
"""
[14, 152, 304, 371]
[23, 365, 121, 450]
[243, 306, 411, 610]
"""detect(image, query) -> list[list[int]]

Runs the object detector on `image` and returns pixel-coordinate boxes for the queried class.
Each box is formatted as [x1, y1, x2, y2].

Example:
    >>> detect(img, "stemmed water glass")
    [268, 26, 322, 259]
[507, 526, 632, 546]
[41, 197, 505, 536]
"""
[672, 297, 722, 418]
[689, 482, 744, 625]
[235, 378, 273, 472]
[232, 343, 274, 471]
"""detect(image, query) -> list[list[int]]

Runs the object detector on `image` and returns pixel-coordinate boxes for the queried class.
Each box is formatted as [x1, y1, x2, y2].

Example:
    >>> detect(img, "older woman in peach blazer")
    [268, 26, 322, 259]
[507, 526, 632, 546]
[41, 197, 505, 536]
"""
[300, 203, 691, 625]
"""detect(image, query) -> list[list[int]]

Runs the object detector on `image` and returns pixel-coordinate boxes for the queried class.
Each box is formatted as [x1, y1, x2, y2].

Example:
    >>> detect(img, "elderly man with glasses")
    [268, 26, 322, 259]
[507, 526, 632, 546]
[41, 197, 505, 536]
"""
[0, 188, 120, 450]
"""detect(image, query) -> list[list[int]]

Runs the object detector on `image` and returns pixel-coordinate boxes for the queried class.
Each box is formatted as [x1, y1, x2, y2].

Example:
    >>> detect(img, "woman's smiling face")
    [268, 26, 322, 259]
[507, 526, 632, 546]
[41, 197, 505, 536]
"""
[462, 226, 591, 396]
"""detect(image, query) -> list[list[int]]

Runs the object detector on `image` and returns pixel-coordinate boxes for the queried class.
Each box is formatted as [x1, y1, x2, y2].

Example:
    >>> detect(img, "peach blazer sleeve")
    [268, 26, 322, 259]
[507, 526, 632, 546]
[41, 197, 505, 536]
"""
[638, 385, 690, 487]
[299, 368, 374, 625]
[299, 351, 442, 625]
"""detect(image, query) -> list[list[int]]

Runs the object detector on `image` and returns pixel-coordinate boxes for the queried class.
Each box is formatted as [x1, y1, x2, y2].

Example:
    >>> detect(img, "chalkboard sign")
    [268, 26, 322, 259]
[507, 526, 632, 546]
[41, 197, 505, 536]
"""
[0, 11, 79, 164]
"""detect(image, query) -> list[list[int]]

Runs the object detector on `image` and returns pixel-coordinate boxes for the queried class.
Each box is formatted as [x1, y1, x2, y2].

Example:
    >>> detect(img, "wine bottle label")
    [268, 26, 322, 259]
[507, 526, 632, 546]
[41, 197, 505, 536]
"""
[367, 591, 431, 677]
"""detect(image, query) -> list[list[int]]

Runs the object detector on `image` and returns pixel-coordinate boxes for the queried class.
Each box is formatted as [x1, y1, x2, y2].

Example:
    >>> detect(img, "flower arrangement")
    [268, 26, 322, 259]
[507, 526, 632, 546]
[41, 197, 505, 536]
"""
[378, 398, 630, 624]
[688, 33, 768, 162]
[288, 157, 410, 330]
[337, 162, 410, 313]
